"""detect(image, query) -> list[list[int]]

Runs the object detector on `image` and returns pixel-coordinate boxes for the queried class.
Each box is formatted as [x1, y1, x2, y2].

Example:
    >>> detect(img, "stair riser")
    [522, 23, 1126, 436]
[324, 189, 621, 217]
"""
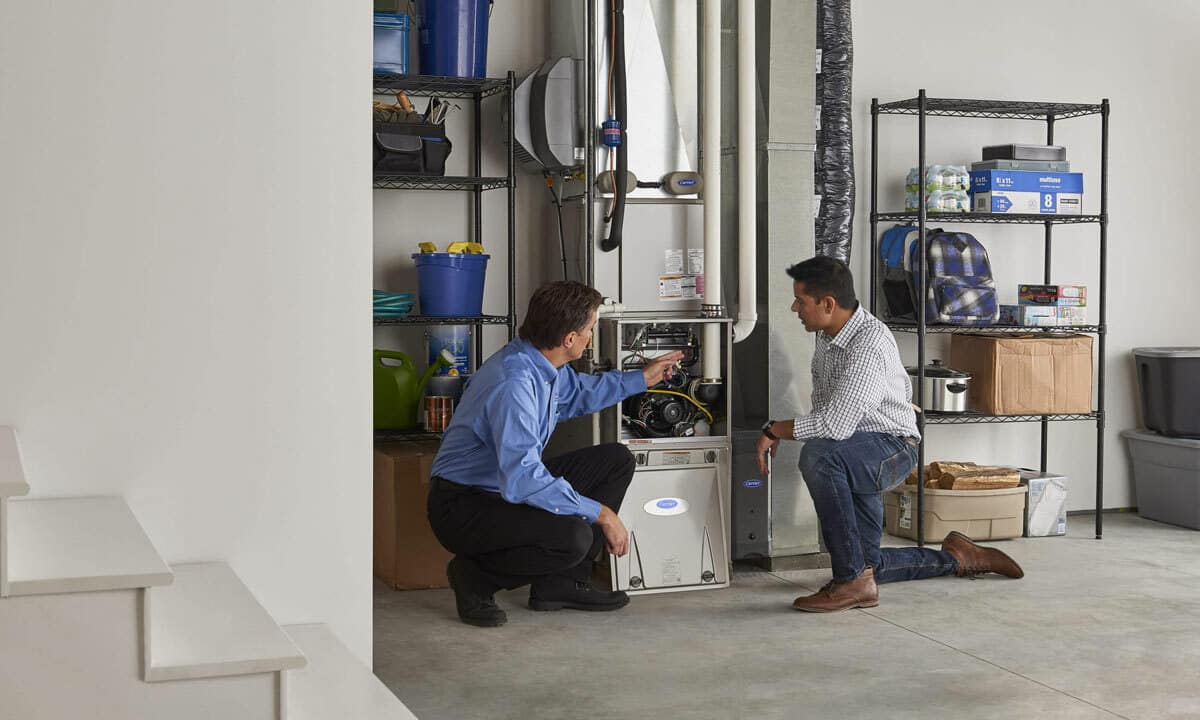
[0, 589, 282, 720]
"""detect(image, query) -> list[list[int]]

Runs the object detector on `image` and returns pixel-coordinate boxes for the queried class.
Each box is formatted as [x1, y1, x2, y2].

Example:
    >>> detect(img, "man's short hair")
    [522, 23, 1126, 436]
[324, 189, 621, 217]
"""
[519, 281, 604, 350]
[785, 256, 858, 309]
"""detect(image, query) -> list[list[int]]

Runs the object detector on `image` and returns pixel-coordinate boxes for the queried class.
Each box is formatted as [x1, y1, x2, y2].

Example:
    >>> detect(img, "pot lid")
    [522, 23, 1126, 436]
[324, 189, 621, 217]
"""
[905, 358, 970, 379]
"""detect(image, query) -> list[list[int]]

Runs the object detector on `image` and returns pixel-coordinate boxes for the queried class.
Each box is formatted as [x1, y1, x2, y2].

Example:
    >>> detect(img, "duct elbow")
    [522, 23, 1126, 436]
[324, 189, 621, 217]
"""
[732, 315, 758, 343]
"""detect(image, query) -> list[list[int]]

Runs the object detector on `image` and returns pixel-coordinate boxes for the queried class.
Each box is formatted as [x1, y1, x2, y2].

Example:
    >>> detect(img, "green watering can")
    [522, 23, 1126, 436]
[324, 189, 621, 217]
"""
[374, 348, 456, 430]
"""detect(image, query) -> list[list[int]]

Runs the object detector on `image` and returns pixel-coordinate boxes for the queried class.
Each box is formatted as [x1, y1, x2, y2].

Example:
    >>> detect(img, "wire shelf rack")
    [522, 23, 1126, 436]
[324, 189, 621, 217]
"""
[876, 97, 1103, 120]
[373, 175, 509, 191]
[373, 74, 509, 99]
[873, 212, 1101, 225]
[923, 411, 1100, 425]
[374, 315, 510, 327]
[887, 323, 1102, 335]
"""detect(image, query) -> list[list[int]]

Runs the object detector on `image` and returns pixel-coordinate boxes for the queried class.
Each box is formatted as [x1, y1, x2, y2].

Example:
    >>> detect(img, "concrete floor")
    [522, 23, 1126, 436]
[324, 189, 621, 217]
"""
[374, 513, 1200, 720]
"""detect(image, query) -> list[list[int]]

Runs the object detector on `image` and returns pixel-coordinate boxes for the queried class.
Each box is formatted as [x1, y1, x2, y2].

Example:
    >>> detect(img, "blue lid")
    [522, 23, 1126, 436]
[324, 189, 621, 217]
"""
[374, 13, 410, 29]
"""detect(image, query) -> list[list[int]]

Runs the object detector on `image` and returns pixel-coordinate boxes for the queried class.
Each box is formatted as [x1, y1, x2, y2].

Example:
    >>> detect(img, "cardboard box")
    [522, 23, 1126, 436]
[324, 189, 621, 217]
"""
[998, 304, 1089, 327]
[374, 441, 453, 590]
[970, 170, 1083, 214]
[884, 485, 1027, 542]
[949, 333, 1093, 415]
[1020, 469, 1068, 537]
[1018, 283, 1087, 307]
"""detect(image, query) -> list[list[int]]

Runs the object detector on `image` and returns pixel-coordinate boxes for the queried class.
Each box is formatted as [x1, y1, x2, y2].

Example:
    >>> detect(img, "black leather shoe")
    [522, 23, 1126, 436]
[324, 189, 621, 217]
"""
[529, 577, 630, 612]
[447, 557, 507, 627]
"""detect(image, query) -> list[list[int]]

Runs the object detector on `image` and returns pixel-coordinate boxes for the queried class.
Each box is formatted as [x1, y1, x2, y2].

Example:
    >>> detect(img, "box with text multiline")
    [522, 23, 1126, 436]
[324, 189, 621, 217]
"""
[970, 170, 1083, 214]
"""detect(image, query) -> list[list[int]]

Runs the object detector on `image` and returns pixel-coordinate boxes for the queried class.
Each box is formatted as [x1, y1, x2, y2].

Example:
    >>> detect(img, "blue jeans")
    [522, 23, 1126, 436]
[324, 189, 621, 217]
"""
[799, 432, 958, 584]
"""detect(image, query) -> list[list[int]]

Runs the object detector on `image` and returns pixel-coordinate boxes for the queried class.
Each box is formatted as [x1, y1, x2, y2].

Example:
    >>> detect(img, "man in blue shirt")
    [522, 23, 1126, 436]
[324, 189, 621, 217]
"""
[427, 281, 682, 627]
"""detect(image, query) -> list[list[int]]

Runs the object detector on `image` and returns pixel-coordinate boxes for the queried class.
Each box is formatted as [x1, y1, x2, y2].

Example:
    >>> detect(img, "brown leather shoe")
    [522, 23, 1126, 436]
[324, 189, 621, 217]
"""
[941, 531, 1024, 579]
[792, 568, 879, 612]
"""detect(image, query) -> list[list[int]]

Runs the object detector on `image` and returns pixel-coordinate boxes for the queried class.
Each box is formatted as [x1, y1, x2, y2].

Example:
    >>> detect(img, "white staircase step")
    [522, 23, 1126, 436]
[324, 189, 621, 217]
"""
[0, 427, 29, 498]
[4, 497, 173, 596]
[146, 562, 306, 682]
[283, 624, 418, 720]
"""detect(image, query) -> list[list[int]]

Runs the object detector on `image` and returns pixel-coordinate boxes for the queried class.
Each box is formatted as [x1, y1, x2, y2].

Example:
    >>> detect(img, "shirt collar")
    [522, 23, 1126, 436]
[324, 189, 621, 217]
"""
[516, 338, 560, 383]
[826, 302, 866, 349]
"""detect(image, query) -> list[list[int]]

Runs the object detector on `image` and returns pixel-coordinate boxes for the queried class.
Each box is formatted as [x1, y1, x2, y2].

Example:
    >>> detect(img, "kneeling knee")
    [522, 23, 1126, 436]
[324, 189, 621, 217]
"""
[564, 519, 594, 565]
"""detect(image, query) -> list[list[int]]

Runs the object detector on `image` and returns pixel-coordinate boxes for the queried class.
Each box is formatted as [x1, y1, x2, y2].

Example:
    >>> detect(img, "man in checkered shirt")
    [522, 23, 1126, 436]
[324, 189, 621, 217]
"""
[756, 256, 1023, 612]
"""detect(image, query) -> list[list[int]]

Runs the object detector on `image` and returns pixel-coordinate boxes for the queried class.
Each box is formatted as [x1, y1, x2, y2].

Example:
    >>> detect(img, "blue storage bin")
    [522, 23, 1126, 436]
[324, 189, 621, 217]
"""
[374, 13, 411, 75]
[412, 253, 490, 317]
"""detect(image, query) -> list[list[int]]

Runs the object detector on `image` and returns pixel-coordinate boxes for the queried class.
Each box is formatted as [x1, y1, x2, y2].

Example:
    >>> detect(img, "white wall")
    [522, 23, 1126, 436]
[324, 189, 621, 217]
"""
[374, 1, 552, 364]
[852, 1, 1200, 510]
[0, 3, 373, 659]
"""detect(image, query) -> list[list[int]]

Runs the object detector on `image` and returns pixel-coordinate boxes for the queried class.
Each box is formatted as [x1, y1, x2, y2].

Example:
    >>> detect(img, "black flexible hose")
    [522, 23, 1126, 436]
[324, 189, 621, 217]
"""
[601, 0, 627, 253]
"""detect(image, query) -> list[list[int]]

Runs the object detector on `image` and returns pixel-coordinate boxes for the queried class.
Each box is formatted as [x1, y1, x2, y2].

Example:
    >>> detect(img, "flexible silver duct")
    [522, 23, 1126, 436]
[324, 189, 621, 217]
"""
[815, 0, 853, 263]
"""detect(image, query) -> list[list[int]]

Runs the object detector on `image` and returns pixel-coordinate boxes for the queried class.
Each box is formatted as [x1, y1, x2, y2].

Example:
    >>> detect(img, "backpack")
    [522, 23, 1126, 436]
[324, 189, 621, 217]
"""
[908, 231, 998, 325]
[879, 225, 918, 320]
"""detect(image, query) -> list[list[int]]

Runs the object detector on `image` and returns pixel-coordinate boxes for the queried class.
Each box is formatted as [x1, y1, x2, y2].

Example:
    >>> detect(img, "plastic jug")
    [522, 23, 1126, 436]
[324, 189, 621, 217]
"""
[374, 349, 455, 430]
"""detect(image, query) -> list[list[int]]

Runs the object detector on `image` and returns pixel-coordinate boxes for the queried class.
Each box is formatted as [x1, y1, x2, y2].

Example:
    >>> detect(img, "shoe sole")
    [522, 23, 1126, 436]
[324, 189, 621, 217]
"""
[528, 597, 631, 612]
[792, 600, 879, 613]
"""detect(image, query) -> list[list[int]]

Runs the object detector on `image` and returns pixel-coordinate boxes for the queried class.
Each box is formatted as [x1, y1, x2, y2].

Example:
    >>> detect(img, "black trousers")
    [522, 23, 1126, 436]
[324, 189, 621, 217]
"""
[426, 443, 636, 591]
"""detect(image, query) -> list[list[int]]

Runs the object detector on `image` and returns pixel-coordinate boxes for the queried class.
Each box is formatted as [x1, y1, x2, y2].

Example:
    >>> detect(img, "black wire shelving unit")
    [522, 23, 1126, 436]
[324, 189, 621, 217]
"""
[373, 73, 518, 442]
[870, 90, 1110, 543]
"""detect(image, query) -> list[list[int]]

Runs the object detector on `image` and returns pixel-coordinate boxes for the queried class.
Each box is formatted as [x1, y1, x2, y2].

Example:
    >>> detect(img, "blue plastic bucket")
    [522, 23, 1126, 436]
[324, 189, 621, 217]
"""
[373, 13, 411, 75]
[416, 0, 492, 78]
[412, 252, 490, 317]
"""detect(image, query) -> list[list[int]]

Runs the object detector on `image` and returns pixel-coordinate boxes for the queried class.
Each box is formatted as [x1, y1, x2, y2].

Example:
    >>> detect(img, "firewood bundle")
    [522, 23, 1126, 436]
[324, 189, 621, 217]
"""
[904, 461, 1021, 490]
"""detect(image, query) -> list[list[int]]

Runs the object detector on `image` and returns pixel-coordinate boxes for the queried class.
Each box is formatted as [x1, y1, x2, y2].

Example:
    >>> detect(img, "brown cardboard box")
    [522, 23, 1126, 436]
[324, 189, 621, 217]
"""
[949, 333, 1093, 415]
[374, 441, 452, 589]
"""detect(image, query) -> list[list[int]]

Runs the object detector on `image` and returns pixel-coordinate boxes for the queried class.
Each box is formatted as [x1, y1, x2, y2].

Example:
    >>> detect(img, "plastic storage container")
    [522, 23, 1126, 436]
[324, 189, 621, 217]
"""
[1134, 347, 1200, 438]
[427, 325, 471, 375]
[412, 252, 490, 317]
[1122, 429, 1200, 529]
[416, 0, 492, 78]
[884, 485, 1027, 542]
[373, 13, 411, 75]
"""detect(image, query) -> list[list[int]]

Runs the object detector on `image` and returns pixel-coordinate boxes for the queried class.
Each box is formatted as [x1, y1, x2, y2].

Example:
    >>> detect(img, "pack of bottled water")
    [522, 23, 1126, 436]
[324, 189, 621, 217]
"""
[904, 164, 970, 212]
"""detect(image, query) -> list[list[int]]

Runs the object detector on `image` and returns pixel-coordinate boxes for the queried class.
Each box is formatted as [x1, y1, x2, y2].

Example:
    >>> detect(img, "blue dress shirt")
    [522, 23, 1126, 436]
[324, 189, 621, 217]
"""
[429, 338, 646, 523]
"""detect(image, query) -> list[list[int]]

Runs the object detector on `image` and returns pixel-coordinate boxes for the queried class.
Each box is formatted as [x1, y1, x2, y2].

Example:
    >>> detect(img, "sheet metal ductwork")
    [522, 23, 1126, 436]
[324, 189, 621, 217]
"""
[815, 0, 853, 263]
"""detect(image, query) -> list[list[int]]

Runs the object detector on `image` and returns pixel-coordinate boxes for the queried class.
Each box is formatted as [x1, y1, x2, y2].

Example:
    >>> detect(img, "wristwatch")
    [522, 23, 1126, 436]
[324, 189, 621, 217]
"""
[761, 419, 779, 441]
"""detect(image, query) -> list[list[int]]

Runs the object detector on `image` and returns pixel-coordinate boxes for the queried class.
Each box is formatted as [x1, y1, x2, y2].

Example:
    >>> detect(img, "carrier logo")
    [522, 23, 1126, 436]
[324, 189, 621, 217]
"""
[743, 479, 764, 488]
[644, 497, 690, 516]
[677, 178, 697, 186]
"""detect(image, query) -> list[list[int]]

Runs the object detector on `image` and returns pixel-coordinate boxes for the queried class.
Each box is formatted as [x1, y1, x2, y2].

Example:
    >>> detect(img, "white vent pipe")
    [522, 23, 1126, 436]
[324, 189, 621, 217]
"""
[701, 0, 723, 380]
[731, 0, 757, 343]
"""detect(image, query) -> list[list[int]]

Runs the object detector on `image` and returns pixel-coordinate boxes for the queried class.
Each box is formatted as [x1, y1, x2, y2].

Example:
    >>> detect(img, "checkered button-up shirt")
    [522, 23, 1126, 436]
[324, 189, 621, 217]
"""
[792, 304, 920, 441]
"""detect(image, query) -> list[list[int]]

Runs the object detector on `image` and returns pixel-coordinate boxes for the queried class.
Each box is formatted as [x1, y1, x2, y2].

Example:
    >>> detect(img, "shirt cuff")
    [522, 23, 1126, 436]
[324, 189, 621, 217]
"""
[792, 415, 820, 440]
[577, 496, 603, 524]
[622, 369, 647, 395]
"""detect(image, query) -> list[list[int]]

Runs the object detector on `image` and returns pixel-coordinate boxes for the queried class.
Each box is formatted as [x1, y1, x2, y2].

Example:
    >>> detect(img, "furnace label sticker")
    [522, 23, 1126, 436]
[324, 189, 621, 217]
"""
[661, 451, 692, 465]
[661, 556, 682, 585]
[659, 275, 701, 300]
[664, 249, 684, 275]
